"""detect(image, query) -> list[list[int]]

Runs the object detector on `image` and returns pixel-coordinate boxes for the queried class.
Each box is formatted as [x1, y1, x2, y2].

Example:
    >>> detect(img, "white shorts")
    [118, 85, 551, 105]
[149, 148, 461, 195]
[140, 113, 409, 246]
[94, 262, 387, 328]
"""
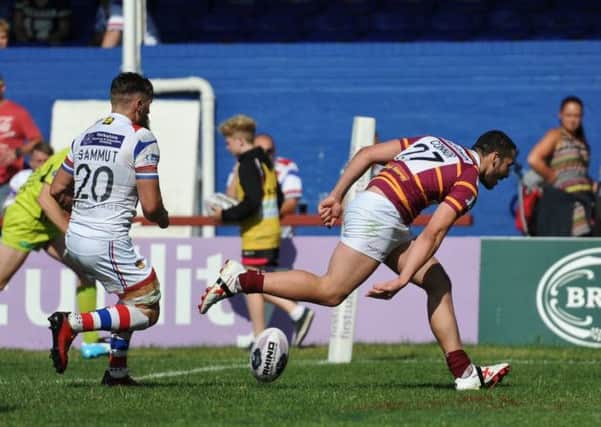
[65, 232, 159, 302]
[341, 191, 412, 263]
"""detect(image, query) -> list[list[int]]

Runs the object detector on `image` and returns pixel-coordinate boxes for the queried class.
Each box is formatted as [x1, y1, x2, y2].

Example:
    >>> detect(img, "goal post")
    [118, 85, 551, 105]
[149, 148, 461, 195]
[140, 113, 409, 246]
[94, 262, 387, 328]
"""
[327, 116, 376, 363]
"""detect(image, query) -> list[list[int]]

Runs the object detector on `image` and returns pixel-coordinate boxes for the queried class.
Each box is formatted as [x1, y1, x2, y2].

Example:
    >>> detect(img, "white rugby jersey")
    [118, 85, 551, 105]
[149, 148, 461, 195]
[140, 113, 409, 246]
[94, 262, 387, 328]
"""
[275, 157, 302, 200]
[61, 113, 160, 240]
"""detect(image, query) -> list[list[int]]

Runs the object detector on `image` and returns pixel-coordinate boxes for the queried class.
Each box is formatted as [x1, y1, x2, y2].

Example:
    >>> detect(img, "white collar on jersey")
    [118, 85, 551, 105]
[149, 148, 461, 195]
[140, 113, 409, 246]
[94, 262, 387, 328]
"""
[109, 112, 132, 124]
[468, 149, 481, 167]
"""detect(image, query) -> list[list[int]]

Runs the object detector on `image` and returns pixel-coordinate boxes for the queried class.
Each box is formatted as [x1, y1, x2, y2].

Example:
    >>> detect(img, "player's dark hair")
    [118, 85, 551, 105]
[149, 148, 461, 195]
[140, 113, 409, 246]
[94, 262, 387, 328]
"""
[472, 130, 516, 159]
[560, 95, 586, 144]
[110, 72, 153, 104]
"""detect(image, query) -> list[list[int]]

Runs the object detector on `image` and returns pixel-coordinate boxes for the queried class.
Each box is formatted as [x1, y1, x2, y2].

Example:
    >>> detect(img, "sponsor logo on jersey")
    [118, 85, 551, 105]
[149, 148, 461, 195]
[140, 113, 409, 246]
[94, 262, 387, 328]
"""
[81, 131, 125, 148]
[536, 248, 601, 347]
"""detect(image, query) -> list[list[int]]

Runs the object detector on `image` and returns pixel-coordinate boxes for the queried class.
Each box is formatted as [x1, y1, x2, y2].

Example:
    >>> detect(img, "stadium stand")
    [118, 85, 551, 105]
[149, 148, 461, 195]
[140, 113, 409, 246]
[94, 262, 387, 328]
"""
[2, 0, 600, 45]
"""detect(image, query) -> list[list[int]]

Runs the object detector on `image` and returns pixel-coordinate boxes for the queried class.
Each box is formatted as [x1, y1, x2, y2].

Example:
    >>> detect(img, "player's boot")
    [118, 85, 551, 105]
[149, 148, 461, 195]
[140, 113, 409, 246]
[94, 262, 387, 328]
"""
[292, 307, 315, 347]
[454, 363, 511, 391]
[80, 340, 111, 359]
[101, 370, 140, 386]
[198, 259, 246, 314]
[48, 312, 76, 374]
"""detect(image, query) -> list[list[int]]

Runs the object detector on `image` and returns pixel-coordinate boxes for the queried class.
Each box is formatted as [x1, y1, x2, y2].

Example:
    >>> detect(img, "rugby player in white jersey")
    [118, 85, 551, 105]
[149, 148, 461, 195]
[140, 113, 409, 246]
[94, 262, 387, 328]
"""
[48, 72, 169, 386]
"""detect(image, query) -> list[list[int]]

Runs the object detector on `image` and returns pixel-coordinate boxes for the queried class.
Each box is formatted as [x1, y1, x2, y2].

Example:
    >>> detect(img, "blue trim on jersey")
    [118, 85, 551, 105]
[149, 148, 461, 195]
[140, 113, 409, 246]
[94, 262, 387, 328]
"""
[61, 163, 74, 175]
[135, 174, 159, 180]
[286, 170, 300, 178]
[98, 308, 112, 330]
[133, 139, 158, 160]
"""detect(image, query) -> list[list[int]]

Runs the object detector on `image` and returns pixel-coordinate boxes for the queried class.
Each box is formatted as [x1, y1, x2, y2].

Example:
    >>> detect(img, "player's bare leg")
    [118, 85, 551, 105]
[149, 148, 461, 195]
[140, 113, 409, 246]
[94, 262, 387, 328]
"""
[246, 293, 266, 337]
[387, 241, 510, 390]
[199, 242, 379, 313]
[0, 243, 30, 291]
[49, 276, 160, 383]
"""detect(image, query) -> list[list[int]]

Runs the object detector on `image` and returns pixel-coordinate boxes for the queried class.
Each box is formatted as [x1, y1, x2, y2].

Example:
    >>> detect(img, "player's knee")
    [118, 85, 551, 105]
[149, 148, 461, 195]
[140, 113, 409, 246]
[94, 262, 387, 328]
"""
[421, 263, 452, 296]
[320, 286, 348, 307]
[146, 304, 160, 327]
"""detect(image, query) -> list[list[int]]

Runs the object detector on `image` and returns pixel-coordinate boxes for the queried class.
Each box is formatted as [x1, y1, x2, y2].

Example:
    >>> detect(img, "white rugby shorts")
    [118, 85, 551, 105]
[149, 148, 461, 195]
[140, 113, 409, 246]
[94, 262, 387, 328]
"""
[65, 232, 159, 301]
[341, 190, 412, 263]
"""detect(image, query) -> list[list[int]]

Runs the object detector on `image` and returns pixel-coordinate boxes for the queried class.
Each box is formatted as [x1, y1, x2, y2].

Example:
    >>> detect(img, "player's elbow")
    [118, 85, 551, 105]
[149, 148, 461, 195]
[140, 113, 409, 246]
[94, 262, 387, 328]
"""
[49, 184, 62, 201]
[526, 152, 540, 169]
[142, 203, 164, 221]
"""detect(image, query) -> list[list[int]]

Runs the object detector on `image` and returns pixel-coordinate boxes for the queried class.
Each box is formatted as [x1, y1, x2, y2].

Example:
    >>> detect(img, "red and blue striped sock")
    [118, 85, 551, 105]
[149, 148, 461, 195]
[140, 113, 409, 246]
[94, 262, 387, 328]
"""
[68, 304, 149, 333]
[109, 331, 131, 379]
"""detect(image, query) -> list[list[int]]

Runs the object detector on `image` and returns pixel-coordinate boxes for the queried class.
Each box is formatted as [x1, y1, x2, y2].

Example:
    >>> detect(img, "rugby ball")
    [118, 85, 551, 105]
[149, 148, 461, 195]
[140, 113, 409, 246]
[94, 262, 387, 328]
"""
[249, 328, 289, 383]
[203, 192, 238, 214]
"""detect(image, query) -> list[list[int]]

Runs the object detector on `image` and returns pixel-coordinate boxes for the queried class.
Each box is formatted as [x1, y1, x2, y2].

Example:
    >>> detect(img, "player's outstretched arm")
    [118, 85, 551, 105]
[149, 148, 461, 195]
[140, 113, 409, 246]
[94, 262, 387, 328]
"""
[367, 203, 457, 299]
[50, 168, 75, 211]
[137, 178, 169, 228]
[38, 183, 69, 233]
[329, 140, 401, 203]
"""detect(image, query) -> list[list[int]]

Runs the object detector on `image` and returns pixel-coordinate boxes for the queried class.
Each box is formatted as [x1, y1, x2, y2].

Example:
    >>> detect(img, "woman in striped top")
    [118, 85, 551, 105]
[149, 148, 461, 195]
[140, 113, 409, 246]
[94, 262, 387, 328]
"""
[528, 96, 594, 236]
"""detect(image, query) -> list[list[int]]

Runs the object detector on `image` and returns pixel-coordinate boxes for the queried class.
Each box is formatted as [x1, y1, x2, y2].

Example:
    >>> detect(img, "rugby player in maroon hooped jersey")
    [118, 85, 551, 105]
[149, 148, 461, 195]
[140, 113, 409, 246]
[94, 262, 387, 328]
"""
[200, 130, 517, 391]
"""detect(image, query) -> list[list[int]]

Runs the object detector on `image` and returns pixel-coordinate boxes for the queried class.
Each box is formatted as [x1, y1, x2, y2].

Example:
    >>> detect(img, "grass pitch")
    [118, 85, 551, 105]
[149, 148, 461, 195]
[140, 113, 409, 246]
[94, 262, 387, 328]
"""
[1, 343, 600, 426]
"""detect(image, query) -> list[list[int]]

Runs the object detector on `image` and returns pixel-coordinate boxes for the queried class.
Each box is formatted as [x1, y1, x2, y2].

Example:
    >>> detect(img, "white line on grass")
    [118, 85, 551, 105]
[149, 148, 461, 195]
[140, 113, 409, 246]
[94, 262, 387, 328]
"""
[136, 363, 247, 380]
[122, 357, 601, 383]
[6, 357, 594, 386]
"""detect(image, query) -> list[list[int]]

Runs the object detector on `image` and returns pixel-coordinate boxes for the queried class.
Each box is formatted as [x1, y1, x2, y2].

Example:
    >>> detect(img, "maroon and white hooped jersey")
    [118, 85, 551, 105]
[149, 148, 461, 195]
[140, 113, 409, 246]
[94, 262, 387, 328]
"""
[61, 113, 160, 240]
[368, 136, 480, 224]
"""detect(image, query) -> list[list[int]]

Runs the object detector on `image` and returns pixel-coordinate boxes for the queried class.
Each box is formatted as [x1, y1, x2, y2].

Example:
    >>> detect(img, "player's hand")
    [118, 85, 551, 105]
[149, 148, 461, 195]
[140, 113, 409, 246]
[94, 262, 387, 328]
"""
[366, 277, 408, 300]
[209, 206, 222, 222]
[157, 209, 169, 228]
[318, 195, 342, 228]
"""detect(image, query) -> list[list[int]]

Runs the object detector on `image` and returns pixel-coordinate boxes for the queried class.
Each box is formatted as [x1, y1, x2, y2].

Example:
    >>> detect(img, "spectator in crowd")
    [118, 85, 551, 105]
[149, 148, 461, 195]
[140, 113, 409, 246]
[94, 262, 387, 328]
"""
[228, 133, 304, 239]
[0, 19, 9, 48]
[2, 142, 53, 211]
[101, 0, 160, 48]
[212, 116, 314, 348]
[0, 73, 44, 210]
[12, 0, 71, 45]
[527, 96, 594, 236]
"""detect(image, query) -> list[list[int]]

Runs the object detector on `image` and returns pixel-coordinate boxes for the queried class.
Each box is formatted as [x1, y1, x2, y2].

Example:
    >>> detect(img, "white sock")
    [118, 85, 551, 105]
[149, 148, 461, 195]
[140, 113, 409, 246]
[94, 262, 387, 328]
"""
[289, 305, 306, 322]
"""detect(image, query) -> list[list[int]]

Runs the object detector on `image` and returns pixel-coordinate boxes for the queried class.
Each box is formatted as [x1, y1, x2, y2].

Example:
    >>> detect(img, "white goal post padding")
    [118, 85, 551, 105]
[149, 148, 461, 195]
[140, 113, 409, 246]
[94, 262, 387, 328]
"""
[50, 99, 200, 238]
[327, 116, 376, 363]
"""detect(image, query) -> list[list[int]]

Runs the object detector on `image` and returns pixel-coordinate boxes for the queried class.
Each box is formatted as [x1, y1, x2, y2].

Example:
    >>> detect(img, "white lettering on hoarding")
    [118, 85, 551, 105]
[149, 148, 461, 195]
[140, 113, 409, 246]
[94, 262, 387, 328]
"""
[196, 253, 234, 327]
[0, 304, 6, 325]
[566, 287, 585, 308]
[26, 269, 76, 326]
[537, 249, 601, 348]
[150, 244, 166, 325]
[176, 268, 192, 325]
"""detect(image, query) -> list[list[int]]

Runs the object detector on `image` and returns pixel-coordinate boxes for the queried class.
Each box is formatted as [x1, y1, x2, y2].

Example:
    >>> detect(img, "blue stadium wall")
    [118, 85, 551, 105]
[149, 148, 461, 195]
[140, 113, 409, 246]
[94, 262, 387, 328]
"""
[1, 41, 600, 236]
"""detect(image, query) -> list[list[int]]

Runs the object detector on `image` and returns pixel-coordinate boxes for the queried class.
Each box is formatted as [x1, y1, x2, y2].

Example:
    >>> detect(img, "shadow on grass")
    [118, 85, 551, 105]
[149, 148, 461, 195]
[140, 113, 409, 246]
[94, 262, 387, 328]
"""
[0, 405, 18, 413]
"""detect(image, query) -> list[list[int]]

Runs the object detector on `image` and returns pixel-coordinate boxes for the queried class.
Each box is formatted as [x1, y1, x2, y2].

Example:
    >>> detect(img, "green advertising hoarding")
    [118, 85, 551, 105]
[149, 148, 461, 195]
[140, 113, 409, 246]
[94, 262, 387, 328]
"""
[480, 238, 601, 347]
